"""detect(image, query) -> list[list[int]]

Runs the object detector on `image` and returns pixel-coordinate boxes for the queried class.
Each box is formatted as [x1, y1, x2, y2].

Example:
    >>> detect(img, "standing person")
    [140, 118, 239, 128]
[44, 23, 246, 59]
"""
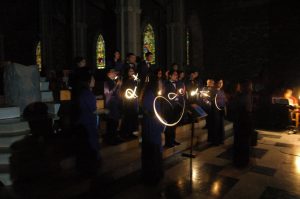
[123, 53, 137, 75]
[69, 56, 90, 100]
[177, 70, 186, 93]
[104, 68, 123, 145]
[139, 52, 154, 86]
[210, 79, 226, 145]
[10, 102, 67, 198]
[233, 80, 254, 168]
[201, 79, 215, 131]
[107, 50, 123, 74]
[141, 80, 165, 185]
[163, 70, 181, 147]
[155, 68, 165, 95]
[120, 67, 139, 139]
[186, 70, 201, 104]
[76, 73, 100, 175]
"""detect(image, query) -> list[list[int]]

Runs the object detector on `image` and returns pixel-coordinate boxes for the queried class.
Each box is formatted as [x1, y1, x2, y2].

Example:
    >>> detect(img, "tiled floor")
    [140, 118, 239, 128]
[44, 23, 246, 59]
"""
[100, 129, 300, 199]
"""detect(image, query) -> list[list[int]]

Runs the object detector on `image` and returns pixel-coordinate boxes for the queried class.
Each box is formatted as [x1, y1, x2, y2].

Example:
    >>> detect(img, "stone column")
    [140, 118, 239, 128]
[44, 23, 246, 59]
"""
[0, 34, 4, 62]
[116, 0, 141, 57]
[71, 0, 87, 58]
[188, 11, 204, 69]
[166, 0, 186, 68]
[40, 0, 54, 75]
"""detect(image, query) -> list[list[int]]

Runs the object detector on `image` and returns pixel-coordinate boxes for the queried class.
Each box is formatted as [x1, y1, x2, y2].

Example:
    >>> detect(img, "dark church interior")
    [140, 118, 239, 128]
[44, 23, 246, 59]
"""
[1, 0, 300, 198]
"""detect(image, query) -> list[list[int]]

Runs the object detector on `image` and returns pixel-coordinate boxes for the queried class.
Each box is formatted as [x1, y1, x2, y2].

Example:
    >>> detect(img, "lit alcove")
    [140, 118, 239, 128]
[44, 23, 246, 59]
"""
[143, 24, 156, 64]
[36, 41, 42, 72]
[96, 34, 106, 69]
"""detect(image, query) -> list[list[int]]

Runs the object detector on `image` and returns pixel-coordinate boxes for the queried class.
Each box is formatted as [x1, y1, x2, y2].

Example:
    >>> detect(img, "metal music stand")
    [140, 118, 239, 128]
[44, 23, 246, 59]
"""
[182, 104, 207, 158]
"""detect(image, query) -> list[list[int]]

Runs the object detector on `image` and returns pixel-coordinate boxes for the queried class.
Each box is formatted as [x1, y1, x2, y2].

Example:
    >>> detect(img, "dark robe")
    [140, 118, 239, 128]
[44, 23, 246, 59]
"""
[104, 77, 122, 142]
[208, 89, 226, 145]
[233, 92, 253, 168]
[122, 62, 137, 76]
[78, 88, 99, 152]
[141, 88, 164, 184]
[163, 80, 183, 147]
[138, 60, 154, 86]
[120, 78, 139, 138]
[107, 59, 123, 73]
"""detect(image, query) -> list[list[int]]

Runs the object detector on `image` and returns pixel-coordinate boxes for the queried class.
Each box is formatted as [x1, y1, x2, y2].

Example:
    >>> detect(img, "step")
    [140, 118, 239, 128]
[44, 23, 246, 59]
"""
[41, 91, 54, 102]
[0, 173, 11, 186]
[0, 153, 9, 165]
[100, 139, 140, 159]
[0, 135, 26, 150]
[101, 122, 233, 180]
[40, 81, 49, 91]
[0, 118, 29, 134]
[46, 103, 60, 115]
[0, 107, 20, 120]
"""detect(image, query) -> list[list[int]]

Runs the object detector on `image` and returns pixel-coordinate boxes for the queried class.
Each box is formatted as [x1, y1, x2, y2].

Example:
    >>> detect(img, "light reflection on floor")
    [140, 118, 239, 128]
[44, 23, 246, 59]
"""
[112, 130, 300, 199]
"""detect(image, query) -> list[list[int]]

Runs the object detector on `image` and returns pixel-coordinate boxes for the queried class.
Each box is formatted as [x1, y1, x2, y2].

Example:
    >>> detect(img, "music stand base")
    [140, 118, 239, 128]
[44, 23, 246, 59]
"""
[182, 153, 196, 158]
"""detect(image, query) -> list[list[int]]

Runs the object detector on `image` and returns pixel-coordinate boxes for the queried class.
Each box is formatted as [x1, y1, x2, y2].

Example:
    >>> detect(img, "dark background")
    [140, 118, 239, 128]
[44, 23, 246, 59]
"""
[0, 0, 299, 90]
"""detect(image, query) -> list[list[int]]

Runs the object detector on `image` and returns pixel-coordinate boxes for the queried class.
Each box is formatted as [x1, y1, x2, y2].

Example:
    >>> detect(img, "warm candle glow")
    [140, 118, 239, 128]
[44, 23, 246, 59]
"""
[178, 88, 184, 95]
[190, 88, 199, 97]
[157, 90, 162, 96]
[200, 90, 210, 97]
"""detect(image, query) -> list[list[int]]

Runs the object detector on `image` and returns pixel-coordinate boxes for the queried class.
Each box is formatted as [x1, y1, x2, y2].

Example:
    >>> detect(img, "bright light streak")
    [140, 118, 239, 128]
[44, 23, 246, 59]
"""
[200, 90, 210, 98]
[178, 88, 184, 95]
[132, 73, 139, 81]
[125, 86, 138, 99]
[168, 93, 177, 100]
[190, 88, 199, 96]
[214, 93, 222, 111]
[153, 92, 185, 126]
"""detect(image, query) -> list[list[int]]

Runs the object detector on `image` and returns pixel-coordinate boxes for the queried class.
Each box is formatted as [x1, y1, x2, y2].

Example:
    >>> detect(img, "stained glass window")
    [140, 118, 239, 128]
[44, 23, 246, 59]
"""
[186, 29, 190, 66]
[36, 41, 42, 72]
[96, 34, 106, 69]
[143, 24, 156, 64]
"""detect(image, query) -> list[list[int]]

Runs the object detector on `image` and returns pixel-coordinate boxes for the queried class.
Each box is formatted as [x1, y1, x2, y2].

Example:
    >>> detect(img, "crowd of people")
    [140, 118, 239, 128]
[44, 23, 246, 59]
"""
[0, 50, 271, 198]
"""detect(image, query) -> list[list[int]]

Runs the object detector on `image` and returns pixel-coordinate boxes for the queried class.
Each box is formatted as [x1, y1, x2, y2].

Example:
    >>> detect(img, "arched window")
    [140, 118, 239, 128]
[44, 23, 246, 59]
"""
[143, 24, 156, 64]
[96, 34, 106, 69]
[186, 29, 190, 66]
[36, 41, 42, 71]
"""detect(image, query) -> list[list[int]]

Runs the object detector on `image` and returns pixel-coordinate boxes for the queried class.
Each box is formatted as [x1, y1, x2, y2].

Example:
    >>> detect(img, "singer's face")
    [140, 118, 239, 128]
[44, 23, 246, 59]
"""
[170, 72, 178, 81]
[128, 68, 135, 77]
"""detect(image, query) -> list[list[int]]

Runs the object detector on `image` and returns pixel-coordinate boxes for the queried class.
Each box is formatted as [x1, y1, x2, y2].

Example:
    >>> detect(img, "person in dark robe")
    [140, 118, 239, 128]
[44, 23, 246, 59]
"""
[69, 56, 91, 101]
[9, 102, 71, 198]
[139, 52, 155, 88]
[75, 73, 100, 175]
[163, 70, 182, 147]
[107, 50, 123, 73]
[201, 79, 215, 132]
[120, 67, 139, 139]
[233, 80, 254, 168]
[122, 53, 137, 76]
[155, 68, 166, 96]
[141, 80, 165, 185]
[185, 70, 203, 104]
[103, 68, 123, 145]
[209, 79, 226, 145]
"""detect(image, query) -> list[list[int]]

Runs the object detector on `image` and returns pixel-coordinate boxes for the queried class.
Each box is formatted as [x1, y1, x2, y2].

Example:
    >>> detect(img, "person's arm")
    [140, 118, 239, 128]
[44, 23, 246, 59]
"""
[104, 80, 121, 96]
